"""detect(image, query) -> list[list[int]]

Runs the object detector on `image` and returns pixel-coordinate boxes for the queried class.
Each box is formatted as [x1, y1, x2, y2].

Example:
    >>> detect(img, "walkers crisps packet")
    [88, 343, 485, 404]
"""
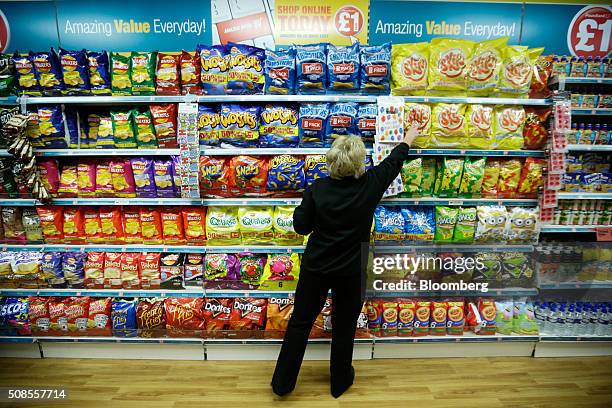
[428, 38, 475, 93]
[180, 50, 203, 95]
[404, 103, 432, 148]
[430, 103, 468, 148]
[466, 104, 494, 149]
[155, 53, 180, 95]
[296, 43, 327, 94]
[150, 104, 177, 148]
[391, 42, 429, 95]
[111, 110, 137, 148]
[229, 155, 268, 196]
[498, 46, 544, 97]
[59, 48, 90, 95]
[466, 37, 507, 96]
[133, 110, 158, 148]
[182, 207, 206, 244]
[110, 52, 131, 95]
[360, 43, 391, 94]
[87, 51, 111, 95]
[199, 156, 230, 197]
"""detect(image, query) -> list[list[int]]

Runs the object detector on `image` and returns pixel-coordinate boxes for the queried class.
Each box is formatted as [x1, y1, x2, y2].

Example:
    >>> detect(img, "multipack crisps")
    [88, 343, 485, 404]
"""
[373, 206, 404, 240]
[523, 107, 550, 150]
[458, 157, 486, 198]
[238, 206, 274, 245]
[466, 104, 494, 149]
[453, 207, 477, 243]
[206, 206, 240, 245]
[130, 51, 157, 95]
[13, 53, 40, 96]
[110, 159, 136, 198]
[199, 44, 229, 95]
[198, 105, 220, 146]
[296, 43, 327, 94]
[434, 157, 464, 197]
[165, 297, 206, 337]
[226, 43, 265, 95]
[87, 297, 112, 336]
[36, 206, 63, 243]
[99, 207, 124, 243]
[404, 103, 432, 148]
[493, 106, 525, 150]
[466, 37, 507, 96]
[431, 103, 468, 147]
[265, 47, 296, 95]
[260, 253, 300, 291]
[229, 298, 267, 333]
[356, 103, 377, 146]
[267, 155, 305, 193]
[327, 43, 360, 92]
[391, 43, 429, 95]
[199, 155, 230, 197]
[428, 38, 475, 93]
[32, 49, 64, 95]
[237, 253, 267, 287]
[299, 103, 329, 147]
[401, 206, 435, 241]
[161, 207, 185, 245]
[400, 158, 422, 197]
[259, 104, 299, 147]
[504, 207, 539, 244]
[360, 42, 391, 94]
[434, 206, 458, 243]
[110, 52, 132, 95]
[136, 298, 166, 338]
[325, 102, 358, 146]
[218, 104, 260, 147]
[131, 158, 156, 198]
[481, 159, 501, 198]
[517, 157, 545, 198]
[62, 207, 85, 243]
[153, 159, 176, 198]
[497, 159, 522, 198]
[229, 155, 268, 196]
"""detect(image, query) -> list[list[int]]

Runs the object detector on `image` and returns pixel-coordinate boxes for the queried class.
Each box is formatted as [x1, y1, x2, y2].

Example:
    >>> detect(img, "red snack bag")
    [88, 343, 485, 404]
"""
[83, 206, 103, 242]
[447, 300, 466, 335]
[478, 299, 496, 335]
[529, 56, 552, 99]
[122, 206, 142, 243]
[381, 301, 398, 337]
[229, 298, 267, 334]
[99, 206, 124, 243]
[229, 155, 269, 196]
[413, 300, 431, 337]
[523, 107, 551, 150]
[87, 297, 112, 336]
[199, 156, 231, 197]
[366, 299, 383, 337]
[110, 159, 136, 198]
[38, 158, 60, 197]
[182, 207, 206, 245]
[120, 252, 140, 289]
[84, 251, 105, 289]
[517, 157, 546, 198]
[310, 298, 332, 338]
[164, 297, 206, 338]
[139, 252, 161, 289]
[156, 53, 180, 95]
[150, 104, 178, 148]
[497, 159, 523, 199]
[36, 207, 64, 243]
[103, 252, 122, 289]
[161, 207, 185, 244]
[28, 296, 50, 335]
[136, 298, 166, 338]
[95, 161, 114, 197]
[397, 298, 416, 337]
[48, 297, 67, 336]
[430, 301, 448, 336]
[180, 50, 203, 95]
[58, 164, 78, 198]
[264, 297, 294, 339]
[77, 161, 97, 197]
[62, 207, 85, 243]
[65, 296, 90, 336]
[140, 208, 163, 244]
[203, 298, 232, 336]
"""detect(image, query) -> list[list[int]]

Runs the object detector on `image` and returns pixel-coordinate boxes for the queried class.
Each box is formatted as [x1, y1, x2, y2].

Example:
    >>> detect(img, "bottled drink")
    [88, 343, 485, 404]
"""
[595, 307, 608, 336]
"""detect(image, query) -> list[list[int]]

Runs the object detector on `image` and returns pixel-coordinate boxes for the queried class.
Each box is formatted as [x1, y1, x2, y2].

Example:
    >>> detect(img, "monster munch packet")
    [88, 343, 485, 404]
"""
[226, 43, 265, 95]
[391, 42, 429, 95]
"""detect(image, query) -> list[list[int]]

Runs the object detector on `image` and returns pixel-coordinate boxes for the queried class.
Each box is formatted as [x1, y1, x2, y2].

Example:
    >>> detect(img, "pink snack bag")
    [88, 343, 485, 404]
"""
[38, 158, 60, 196]
[110, 159, 136, 198]
[77, 161, 97, 197]
[95, 161, 114, 197]
[58, 164, 78, 198]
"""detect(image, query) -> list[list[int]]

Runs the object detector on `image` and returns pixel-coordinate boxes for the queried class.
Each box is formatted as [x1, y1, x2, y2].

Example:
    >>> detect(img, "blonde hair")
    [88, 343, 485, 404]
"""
[326, 135, 366, 180]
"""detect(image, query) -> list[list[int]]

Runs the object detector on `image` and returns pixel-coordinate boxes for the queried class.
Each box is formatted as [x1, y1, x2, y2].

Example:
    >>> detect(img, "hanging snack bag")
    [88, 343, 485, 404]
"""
[199, 44, 229, 95]
[0, 53, 16, 97]
[226, 43, 265, 95]
[13, 53, 40, 95]
[400, 158, 422, 197]
[77, 161, 96, 197]
[32, 49, 64, 95]
[238, 206, 274, 245]
[130, 51, 156, 95]
[493, 105, 525, 150]
[110, 159, 136, 198]
[96, 115, 114, 148]
[356, 103, 377, 146]
[360, 42, 391, 94]
[110, 52, 132, 95]
[475, 205, 508, 242]
[267, 155, 305, 193]
[404, 103, 432, 148]
[458, 157, 486, 198]
[155, 52, 180, 95]
[466, 37, 507, 96]
[481, 159, 501, 198]
[153, 159, 176, 198]
[273, 206, 302, 245]
[428, 38, 475, 93]
[325, 102, 359, 146]
[296, 43, 327, 94]
[22, 208, 43, 242]
[434, 206, 458, 242]
[498, 46, 544, 97]
[218, 104, 260, 147]
[299, 103, 329, 147]
[58, 164, 78, 197]
[87, 51, 111, 95]
[228, 155, 268, 196]
[453, 207, 477, 243]
[259, 104, 299, 147]
[401, 206, 435, 241]
[59, 48, 90, 95]
[111, 110, 137, 148]
[122, 206, 142, 243]
[139, 208, 163, 244]
[62, 207, 85, 243]
[504, 207, 539, 244]
[434, 157, 464, 197]
[161, 207, 185, 245]
[206, 206, 240, 245]
[497, 159, 522, 198]
[391, 42, 429, 95]
[130, 158, 156, 198]
[199, 156, 230, 198]
[133, 110, 158, 148]
[82, 207, 102, 242]
[150, 104, 178, 148]
[430, 103, 468, 148]
[517, 157, 545, 198]
[327, 43, 360, 92]
[466, 104, 494, 149]
[198, 105, 220, 146]
[99, 207, 124, 243]
[305, 155, 327, 186]
[373, 206, 404, 240]
[182, 207, 207, 245]
[265, 47, 296, 95]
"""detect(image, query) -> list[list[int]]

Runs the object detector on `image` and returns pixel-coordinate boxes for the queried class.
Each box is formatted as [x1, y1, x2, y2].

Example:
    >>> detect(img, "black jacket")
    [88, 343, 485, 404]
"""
[293, 143, 411, 277]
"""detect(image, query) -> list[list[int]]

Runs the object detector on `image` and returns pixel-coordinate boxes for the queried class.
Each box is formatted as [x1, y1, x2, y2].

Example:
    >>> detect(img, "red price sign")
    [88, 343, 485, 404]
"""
[334, 5, 364, 38]
[596, 227, 612, 242]
[567, 6, 612, 58]
[0, 10, 10, 53]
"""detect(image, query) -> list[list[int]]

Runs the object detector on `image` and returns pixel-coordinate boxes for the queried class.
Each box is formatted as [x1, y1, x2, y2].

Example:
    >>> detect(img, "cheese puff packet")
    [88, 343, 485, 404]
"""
[497, 159, 522, 198]
[150, 104, 178, 148]
[517, 157, 546, 198]
[77, 161, 96, 197]
[131, 51, 157, 95]
[459, 157, 486, 198]
[95, 115, 115, 148]
[391, 43, 429, 95]
[296, 43, 327, 94]
[198, 104, 220, 146]
[430, 103, 468, 148]
[155, 52, 180, 95]
[218, 104, 260, 147]
[267, 155, 305, 193]
[82, 207, 102, 242]
[139, 208, 163, 244]
[32, 49, 65, 95]
[111, 110, 137, 148]
[182, 207, 206, 245]
[206, 206, 240, 245]
[122, 207, 142, 243]
[227, 42, 265, 95]
[130, 158, 156, 198]
[453, 207, 477, 243]
[259, 104, 299, 147]
[99, 207, 124, 243]
[229, 155, 268, 196]
[360, 43, 391, 94]
[373, 206, 404, 240]
[265, 47, 296, 95]
[238, 206, 274, 245]
[13, 52, 41, 95]
[327, 43, 360, 92]
[504, 207, 540, 244]
[305, 155, 328, 186]
[435, 206, 458, 242]
[110, 52, 132, 95]
[498, 46, 544, 97]
[87, 51, 111, 95]
[133, 110, 158, 148]
[58, 164, 78, 197]
[523, 107, 550, 150]
[273, 206, 302, 245]
[36, 207, 64, 242]
[401, 206, 435, 241]
[260, 253, 300, 291]
[199, 155, 230, 198]
[38, 105, 67, 148]
[95, 161, 114, 197]
[153, 159, 176, 198]
[299, 103, 329, 147]
[466, 104, 494, 149]
[400, 158, 422, 197]
[59, 48, 90, 95]
[466, 37, 507, 96]
[481, 159, 501, 198]
[180, 50, 203, 95]
[199, 44, 230, 95]
[428, 38, 475, 93]
[110, 159, 136, 198]
[62, 207, 85, 243]
[325, 102, 359, 146]
[420, 158, 437, 196]
[404, 103, 432, 148]
[37, 158, 60, 196]
[475, 205, 508, 242]
[493, 106, 525, 150]
[356, 104, 377, 147]
[434, 158, 464, 197]
[161, 207, 185, 244]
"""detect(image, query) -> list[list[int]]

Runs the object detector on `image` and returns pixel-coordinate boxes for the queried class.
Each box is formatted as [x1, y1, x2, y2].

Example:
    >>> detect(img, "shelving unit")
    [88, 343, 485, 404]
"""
[571, 108, 612, 116]
[566, 144, 612, 152]
[540, 225, 610, 233]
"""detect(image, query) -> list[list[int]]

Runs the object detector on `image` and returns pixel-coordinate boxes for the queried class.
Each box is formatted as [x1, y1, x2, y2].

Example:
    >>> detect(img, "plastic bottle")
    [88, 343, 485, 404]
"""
[577, 123, 586, 144]
[559, 305, 569, 335]
[567, 305, 578, 336]
[581, 304, 591, 335]
[595, 307, 608, 336]
[589, 304, 600, 335]
[535, 302, 547, 333]
[547, 305, 559, 335]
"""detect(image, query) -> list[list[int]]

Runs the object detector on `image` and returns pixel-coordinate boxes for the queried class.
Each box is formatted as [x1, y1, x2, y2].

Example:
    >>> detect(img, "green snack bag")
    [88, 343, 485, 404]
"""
[453, 207, 476, 242]
[131, 51, 157, 95]
[473, 252, 502, 281]
[420, 158, 436, 196]
[434, 158, 464, 197]
[501, 252, 528, 279]
[0, 54, 16, 97]
[111, 110, 137, 148]
[459, 157, 486, 198]
[400, 158, 422, 197]
[133, 110, 158, 148]
[496, 300, 514, 335]
[513, 301, 539, 335]
[110, 52, 132, 95]
[434, 206, 458, 242]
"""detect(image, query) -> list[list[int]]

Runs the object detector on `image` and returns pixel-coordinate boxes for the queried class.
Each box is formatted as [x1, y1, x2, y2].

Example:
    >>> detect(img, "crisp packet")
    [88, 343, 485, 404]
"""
[122, 207, 142, 243]
[161, 207, 185, 244]
[59, 48, 90, 95]
[400, 158, 422, 197]
[481, 159, 501, 198]
[155, 52, 180, 95]
[259, 104, 299, 147]
[273, 206, 302, 245]
[498, 46, 544, 97]
[238, 206, 274, 245]
[111, 110, 137, 148]
[36, 207, 62, 242]
[77, 161, 96, 197]
[200, 44, 229, 95]
[434, 158, 464, 197]
[150, 104, 178, 148]
[22, 209, 42, 242]
[299, 103, 329, 147]
[430, 103, 468, 148]
[182, 207, 207, 244]
[58, 164, 78, 197]
[466, 38, 507, 96]
[458, 157, 486, 198]
[504, 207, 539, 244]
[374, 206, 404, 240]
[420, 158, 437, 196]
[180, 49, 203, 95]
[139, 208, 163, 244]
[32, 49, 65, 95]
[96, 115, 114, 148]
[260, 253, 300, 290]
[37, 105, 67, 148]
[131, 158, 156, 198]
[428, 38, 475, 93]
[404, 103, 432, 148]
[0, 53, 16, 97]
[402, 206, 435, 241]
[62, 207, 85, 242]
[517, 157, 545, 198]
[226, 43, 265, 95]
[497, 159, 522, 198]
[110, 52, 132, 95]
[153, 159, 176, 198]
[391, 43, 429, 95]
[133, 110, 158, 148]
[87, 51, 111, 95]
[37, 158, 60, 196]
[198, 105, 220, 146]
[206, 206, 240, 245]
[110, 159, 136, 198]
[236, 254, 267, 287]
[327, 43, 360, 92]
[267, 155, 305, 192]
[296, 43, 327, 94]
[13, 53, 40, 95]
[265, 47, 296, 95]
[435, 206, 458, 242]
[229, 155, 268, 196]
[199, 156, 230, 198]
[523, 107, 550, 150]
[83, 207, 102, 242]
[356, 104, 377, 146]
[475, 205, 508, 242]
[325, 102, 358, 146]
[466, 104, 494, 149]
[218, 104, 260, 147]
[305, 155, 327, 186]
[496, 300, 514, 335]
[453, 207, 477, 242]
[95, 161, 114, 197]
[493, 106, 525, 150]
[360, 43, 391, 94]
[99, 207, 124, 243]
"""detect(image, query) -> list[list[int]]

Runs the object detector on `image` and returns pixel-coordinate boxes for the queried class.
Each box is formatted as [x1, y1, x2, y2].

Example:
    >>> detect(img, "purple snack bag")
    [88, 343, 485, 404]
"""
[171, 155, 182, 198]
[41, 252, 65, 287]
[61, 252, 86, 288]
[130, 157, 157, 198]
[153, 159, 176, 198]
[237, 252, 266, 288]
[203, 253, 239, 289]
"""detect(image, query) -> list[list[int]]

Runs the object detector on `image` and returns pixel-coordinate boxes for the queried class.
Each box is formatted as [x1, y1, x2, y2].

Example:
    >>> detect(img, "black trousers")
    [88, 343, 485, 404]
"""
[271, 271, 364, 393]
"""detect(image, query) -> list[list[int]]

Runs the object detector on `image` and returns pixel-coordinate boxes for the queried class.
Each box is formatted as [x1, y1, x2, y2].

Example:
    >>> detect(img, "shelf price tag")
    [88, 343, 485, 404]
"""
[596, 228, 612, 242]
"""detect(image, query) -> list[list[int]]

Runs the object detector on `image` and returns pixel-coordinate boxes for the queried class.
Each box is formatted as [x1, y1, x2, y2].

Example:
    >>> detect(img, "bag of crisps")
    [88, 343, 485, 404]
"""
[86, 51, 111, 95]
[156, 53, 180, 95]
[493, 106, 525, 150]
[466, 104, 494, 149]
[62, 207, 85, 243]
[153, 159, 176, 198]
[199, 156, 230, 198]
[110, 52, 132, 95]
[475, 205, 508, 243]
[529, 56, 553, 99]
[430, 103, 468, 148]
[434, 158, 464, 197]
[130, 158, 156, 198]
[150, 104, 178, 148]
[206, 206, 240, 245]
[391, 43, 429, 95]
[59, 48, 90, 95]
[133, 110, 158, 148]
[110, 159, 136, 198]
[428, 38, 475, 93]
[111, 110, 137, 148]
[498, 159, 522, 198]
[58, 164, 78, 197]
[13, 53, 41, 96]
[523, 107, 550, 150]
[99, 207, 124, 244]
[267, 155, 305, 194]
[139, 208, 163, 244]
[131, 51, 157, 95]
[96, 115, 114, 148]
[272, 206, 302, 245]
[95, 161, 114, 197]
[229, 155, 268, 197]
[160, 207, 185, 245]
[36, 207, 63, 242]
[400, 158, 422, 197]
[238, 206, 274, 245]
[82, 207, 102, 242]
[198, 105, 220, 146]
[404, 103, 432, 148]
[517, 157, 546, 198]
[77, 161, 96, 197]
[420, 158, 437, 197]
[453, 207, 477, 243]
[122, 206, 142, 243]
[458, 157, 486, 198]
[467, 37, 507, 96]
[481, 159, 501, 198]
[504, 207, 539, 244]
[182, 207, 206, 245]
[260, 253, 300, 291]
[180, 50, 203, 95]
[32, 49, 65, 96]
[498, 46, 544, 97]
[200, 44, 230, 95]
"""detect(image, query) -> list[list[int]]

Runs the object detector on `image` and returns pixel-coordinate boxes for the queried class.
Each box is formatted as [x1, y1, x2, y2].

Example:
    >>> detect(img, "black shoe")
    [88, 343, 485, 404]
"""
[331, 366, 355, 398]
[271, 381, 293, 397]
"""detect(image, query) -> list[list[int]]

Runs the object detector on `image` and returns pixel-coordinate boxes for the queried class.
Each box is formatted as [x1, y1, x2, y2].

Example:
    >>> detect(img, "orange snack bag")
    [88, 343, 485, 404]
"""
[229, 155, 269, 196]
[497, 159, 522, 199]
[447, 300, 466, 335]
[98, 206, 124, 243]
[161, 207, 185, 244]
[139, 208, 163, 244]
[182, 207, 206, 245]
[120, 252, 141, 289]
[381, 301, 398, 337]
[481, 159, 501, 198]
[82, 207, 103, 242]
[430, 301, 448, 336]
[62, 207, 85, 243]
[517, 157, 545, 198]
[413, 300, 431, 337]
[77, 161, 96, 197]
[95, 161, 114, 197]
[36, 207, 64, 243]
[397, 298, 416, 337]
[122, 206, 142, 243]
[110, 159, 136, 198]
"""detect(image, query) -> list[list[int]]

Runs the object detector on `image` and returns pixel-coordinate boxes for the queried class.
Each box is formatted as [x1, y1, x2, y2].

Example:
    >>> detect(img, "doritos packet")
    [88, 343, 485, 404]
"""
[259, 104, 299, 147]
[327, 43, 360, 92]
[32, 49, 64, 95]
[218, 104, 260, 147]
[360, 43, 391, 94]
[325, 102, 358, 146]
[156, 52, 180, 95]
[265, 48, 296, 95]
[13, 53, 40, 96]
[227, 43, 265, 95]
[59, 48, 90, 95]
[86, 51, 111, 95]
[198, 105, 220, 146]
[296, 43, 327, 94]
[131, 51, 157, 95]
[391, 42, 429, 95]
[150, 104, 177, 148]
[199, 44, 229, 95]
[299, 103, 329, 147]
[110, 52, 132, 95]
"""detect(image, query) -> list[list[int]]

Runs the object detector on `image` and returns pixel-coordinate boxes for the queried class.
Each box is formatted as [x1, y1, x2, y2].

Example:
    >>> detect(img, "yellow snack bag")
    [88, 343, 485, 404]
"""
[205, 206, 240, 245]
[466, 104, 494, 149]
[498, 46, 544, 97]
[493, 105, 525, 150]
[272, 206, 303, 245]
[259, 253, 301, 291]
[238, 206, 274, 245]
[404, 103, 432, 148]
[467, 37, 507, 96]
[391, 43, 429, 95]
[430, 103, 468, 148]
[428, 38, 475, 93]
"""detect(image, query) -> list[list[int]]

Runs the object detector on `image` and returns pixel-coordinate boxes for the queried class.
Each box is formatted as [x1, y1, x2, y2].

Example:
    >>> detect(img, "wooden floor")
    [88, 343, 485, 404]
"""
[1, 357, 611, 407]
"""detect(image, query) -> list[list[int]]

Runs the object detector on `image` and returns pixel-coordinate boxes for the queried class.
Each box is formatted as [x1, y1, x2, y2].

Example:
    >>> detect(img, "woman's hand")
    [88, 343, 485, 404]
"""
[402, 123, 419, 147]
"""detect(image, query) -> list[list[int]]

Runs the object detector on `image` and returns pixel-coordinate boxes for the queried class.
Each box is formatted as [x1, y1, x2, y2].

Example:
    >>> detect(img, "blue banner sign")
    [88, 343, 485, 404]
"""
[0, 1, 58, 52]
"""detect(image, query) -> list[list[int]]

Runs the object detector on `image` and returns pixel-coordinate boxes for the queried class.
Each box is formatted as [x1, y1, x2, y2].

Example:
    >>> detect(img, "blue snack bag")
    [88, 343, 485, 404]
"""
[112, 299, 138, 337]
[86, 51, 111, 95]
[360, 43, 391, 94]
[227, 43, 265, 95]
[401, 206, 435, 241]
[327, 43, 360, 92]
[296, 43, 327, 94]
[59, 48, 90, 95]
[265, 48, 296, 95]
[374, 206, 405, 239]
[305, 155, 328, 186]
[198, 105, 220, 146]
[364, 155, 373, 171]
[32, 48, 64, 95]
[218, 104, 260, 147]
[325, 102, 359, 146]
[41, 252, 65, 287]
[65, 108, 80, 148]
[357, 103, 377, 147]
[62, 252, 86, 288]
[0, 297, 30, 336]
[13, 52, 41, 96]
[37, 105, 68, 148]
[267, 155, 306, 191]
[299, 103, 329, 147]
[199, 44, 229, 95]
[259, 104, 299, 147]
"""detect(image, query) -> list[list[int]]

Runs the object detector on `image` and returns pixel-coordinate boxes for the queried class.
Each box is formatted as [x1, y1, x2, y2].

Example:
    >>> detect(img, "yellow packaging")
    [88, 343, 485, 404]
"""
[404, 103, 432, 148]
[467, 37, 507, 96]
[259, 253, 300, 291]
[238, 206, 274, 245]
[391, 43, 429, 95]
[493, 105, 525, 150]
[498, 46, 544, 97]
[428, 38, 475, 93]
[430, 103, 468, 148]
[272, 206, 302, 245]
[205, 206, 240, 245]
[466, 104, 494, 149]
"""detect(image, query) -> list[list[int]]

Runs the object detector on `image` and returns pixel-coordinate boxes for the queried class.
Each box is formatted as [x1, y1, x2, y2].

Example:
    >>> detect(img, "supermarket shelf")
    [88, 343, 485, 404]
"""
[409, 149, 545, 157]
[206, 246, 304, 253]
[538, 282, 612, 290]
[36, 336, 205, 344]
[203, 338, 372, 345]
[383, 198, 538, 206]
[540, 225, 610, 233]
[571, 108, 612, 116]
[0, 97, 18, 105]
[373, 333, 539, 343]
[34, 148, 181, 156]
[402, 96, 551, 106]
[566, 144, 612, 152]
[23, 95, 189, 105]
[562, 77, 612, 85]
[372, 244, 534, 253]
[201, 147, 334, 155]
[0, 288, 205, 298]
[367, 288, 538, 297]
[0, 336, 37, 343]
[0, 244, 304, 253]
[204, 290, 295, 298]
[557, 193, 612, 200]
[539, 335, 612, 342]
